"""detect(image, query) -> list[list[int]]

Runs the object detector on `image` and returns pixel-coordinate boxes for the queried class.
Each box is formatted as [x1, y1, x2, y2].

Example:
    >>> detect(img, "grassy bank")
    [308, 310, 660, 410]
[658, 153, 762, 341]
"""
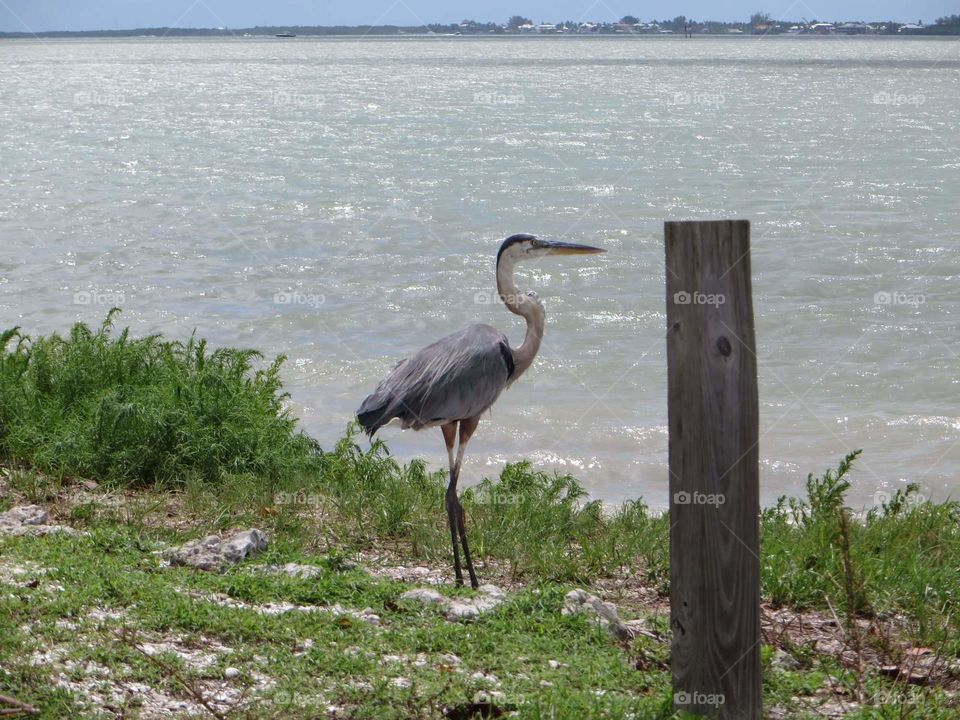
[1, 315, 959, 718]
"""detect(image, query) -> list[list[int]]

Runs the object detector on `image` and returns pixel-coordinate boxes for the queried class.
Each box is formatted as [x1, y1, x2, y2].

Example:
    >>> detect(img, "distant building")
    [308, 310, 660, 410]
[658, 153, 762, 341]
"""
[837, 21, 874, 34]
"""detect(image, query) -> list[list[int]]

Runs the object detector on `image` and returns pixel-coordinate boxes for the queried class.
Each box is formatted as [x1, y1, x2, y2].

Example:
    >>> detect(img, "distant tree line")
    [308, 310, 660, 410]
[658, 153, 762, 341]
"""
[4, 13, 960, 39]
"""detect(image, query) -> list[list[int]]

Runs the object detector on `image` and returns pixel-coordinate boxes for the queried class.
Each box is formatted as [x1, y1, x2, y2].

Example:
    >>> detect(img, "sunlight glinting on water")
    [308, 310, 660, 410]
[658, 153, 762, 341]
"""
[1, 36, 958, 508]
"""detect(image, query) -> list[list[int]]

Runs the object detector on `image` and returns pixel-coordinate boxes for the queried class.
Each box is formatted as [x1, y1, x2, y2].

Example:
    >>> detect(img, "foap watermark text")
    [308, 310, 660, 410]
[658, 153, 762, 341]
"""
[874, 291, 925, 307]
[274, 291, 325, 309]
[673, 490, 726, 507]
[673, 291, 725, 307]
[74, 290, 125, 306]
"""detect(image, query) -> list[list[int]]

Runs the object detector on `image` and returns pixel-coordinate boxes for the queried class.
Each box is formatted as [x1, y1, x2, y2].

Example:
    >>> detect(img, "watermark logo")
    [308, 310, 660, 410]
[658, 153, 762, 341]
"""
[271, 89, 322, 108]
[872, 687, 923, 705]
[673, 291, 725, 307]
[474, 291, 539, 306]
[473, 488, 521, 505]
[873, 490, 926, 508]
[73, 290, 125, 306]
[673, 490, 725, 507]
[673, 91, 725, 107]
[474, 91, 525, 106]
[874, 291, 924, 307]
[274, 490, 321, 507]
[73, 90, 124, 107]
[274, 291, 325, 309]
[674, 690, 726, 707]
[873, 91, 925, 108]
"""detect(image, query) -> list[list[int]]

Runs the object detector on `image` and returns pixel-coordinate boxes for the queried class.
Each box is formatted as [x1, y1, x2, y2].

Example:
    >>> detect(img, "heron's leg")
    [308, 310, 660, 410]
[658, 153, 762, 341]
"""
[441, 422, 463, 586]
[455, 417, 480, 589]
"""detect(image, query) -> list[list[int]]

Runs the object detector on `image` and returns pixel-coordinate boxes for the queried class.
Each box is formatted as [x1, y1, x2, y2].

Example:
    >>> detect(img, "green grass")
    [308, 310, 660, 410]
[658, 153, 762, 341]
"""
[0, 525, 675, 719]
[314, 432, 669, 586]
[1, 514, 958, 719]
[1, 315, 959, 718]
[0, 310, 321, 486]
[761, 451, 960, 655]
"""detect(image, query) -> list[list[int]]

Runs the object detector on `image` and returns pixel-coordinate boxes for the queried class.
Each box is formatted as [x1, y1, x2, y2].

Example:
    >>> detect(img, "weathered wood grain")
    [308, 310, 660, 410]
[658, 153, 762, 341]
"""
[665, 219, 760, 719]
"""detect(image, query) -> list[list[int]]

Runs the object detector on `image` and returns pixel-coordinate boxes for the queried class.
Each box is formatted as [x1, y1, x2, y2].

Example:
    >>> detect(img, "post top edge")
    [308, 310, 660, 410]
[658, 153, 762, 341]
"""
[664, 219, 750, 228]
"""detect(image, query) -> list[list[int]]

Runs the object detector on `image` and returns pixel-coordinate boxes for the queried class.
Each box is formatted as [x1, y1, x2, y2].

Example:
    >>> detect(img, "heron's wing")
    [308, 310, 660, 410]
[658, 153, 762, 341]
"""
[357, 324, 513, 434]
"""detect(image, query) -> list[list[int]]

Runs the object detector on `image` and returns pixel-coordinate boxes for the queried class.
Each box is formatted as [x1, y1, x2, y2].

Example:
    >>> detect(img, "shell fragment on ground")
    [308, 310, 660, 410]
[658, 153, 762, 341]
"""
[400, 584, 506, 621]
[163, 528, 268, 571]
[0, 505, 77, 536]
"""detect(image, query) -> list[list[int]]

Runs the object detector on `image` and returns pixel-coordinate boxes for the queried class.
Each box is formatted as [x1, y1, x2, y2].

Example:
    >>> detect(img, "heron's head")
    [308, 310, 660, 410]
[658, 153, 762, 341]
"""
[496, 234, 605, 269]
[495, 234, 605, 315]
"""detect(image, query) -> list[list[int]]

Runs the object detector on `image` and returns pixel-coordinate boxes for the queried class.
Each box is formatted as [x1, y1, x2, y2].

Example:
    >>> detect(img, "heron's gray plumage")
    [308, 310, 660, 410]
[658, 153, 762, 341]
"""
[355, 234, 604, 588]
[357, 323, 513, 435]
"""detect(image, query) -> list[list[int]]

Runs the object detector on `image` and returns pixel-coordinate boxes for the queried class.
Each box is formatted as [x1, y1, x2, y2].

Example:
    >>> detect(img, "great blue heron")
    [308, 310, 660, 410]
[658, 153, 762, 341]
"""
[356, 234, 605, 587]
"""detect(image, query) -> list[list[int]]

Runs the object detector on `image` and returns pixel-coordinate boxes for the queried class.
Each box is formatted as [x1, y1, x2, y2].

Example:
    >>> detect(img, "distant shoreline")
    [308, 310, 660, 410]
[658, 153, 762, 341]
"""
[2, 23, 959, 40]
[3, 31, 959, 41]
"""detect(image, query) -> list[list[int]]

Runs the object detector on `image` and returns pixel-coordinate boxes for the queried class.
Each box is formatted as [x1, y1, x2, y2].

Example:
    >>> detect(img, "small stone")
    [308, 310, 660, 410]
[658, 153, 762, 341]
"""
[440, 653, 461, 666]
[772, 649, 802, 671]
[470, 671, 499, 686]
[0, 505, 76, 536]
[1, 505, 48, 526]
[477, 584, 505, 598]
[221, 529, 268, 564]
[224, 667, 240, 679]
[164, 529, 267, 571]
[562, 588, 630, 639]
[279, 563, 323, 579]
[445, 602, 481, 621]
[401, 586, 506, 622]
[390, 677, 411, 689]
[400, 588, 445, 605]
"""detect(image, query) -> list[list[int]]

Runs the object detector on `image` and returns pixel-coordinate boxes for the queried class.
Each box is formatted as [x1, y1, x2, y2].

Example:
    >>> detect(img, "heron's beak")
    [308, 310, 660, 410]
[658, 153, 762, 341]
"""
[540, 240, 606, 256]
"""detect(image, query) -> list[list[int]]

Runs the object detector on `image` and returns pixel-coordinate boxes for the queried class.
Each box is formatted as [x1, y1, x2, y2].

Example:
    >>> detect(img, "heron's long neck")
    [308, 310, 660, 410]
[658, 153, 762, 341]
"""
[497, 256, 544, 381]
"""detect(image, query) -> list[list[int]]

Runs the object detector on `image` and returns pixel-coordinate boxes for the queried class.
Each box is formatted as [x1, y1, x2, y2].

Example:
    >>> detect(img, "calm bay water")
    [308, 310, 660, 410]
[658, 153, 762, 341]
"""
[1, 36, 958, 508]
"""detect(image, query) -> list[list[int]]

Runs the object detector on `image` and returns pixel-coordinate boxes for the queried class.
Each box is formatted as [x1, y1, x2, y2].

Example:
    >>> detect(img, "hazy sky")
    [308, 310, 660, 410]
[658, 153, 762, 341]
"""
[0, 0, 948, 32]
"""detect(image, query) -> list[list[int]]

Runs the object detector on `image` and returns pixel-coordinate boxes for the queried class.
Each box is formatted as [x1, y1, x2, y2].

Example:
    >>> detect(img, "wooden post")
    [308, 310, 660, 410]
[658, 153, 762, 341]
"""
[665, 220, 760, 719]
